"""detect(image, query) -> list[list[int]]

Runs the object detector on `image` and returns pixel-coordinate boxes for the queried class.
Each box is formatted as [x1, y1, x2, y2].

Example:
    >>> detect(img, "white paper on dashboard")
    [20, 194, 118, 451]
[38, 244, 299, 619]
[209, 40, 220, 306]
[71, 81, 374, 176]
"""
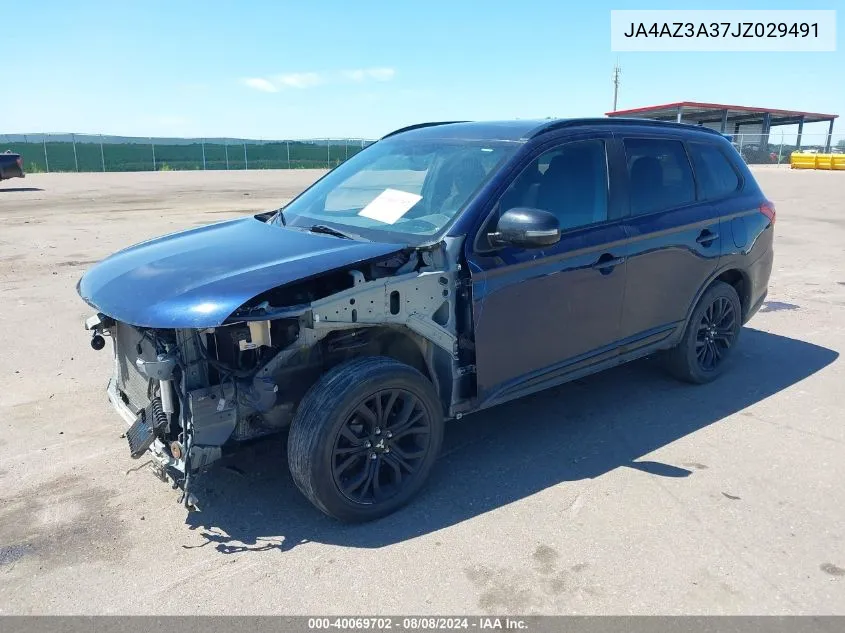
[358, 188, 422, 224]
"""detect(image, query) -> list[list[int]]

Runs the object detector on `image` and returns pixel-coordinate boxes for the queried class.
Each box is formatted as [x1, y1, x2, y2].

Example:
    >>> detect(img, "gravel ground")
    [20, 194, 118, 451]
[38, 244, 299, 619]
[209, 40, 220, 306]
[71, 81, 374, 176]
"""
[0, 168, 843, 614]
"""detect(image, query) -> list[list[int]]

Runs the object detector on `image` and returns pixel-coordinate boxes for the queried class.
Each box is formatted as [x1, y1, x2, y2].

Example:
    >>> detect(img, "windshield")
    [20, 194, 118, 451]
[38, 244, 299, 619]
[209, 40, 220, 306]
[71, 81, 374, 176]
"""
[275, 138, 519, 244]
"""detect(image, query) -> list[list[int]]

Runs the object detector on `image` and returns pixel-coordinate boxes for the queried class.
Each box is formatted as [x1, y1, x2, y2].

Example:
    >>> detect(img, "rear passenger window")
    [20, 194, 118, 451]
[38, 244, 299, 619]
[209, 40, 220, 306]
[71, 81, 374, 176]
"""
[623, 138, 695, 215]
[689, 143, 740, 200]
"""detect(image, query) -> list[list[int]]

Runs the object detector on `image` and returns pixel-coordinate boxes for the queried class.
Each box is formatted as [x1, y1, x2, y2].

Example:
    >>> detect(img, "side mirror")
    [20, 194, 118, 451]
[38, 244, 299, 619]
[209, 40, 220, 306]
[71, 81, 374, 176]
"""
[489, 207, 561, 249]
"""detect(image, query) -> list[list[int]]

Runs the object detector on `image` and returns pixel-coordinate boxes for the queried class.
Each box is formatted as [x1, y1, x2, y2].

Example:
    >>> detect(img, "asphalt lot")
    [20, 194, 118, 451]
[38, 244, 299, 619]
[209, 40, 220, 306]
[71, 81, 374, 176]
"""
[0, 167, 843, 615]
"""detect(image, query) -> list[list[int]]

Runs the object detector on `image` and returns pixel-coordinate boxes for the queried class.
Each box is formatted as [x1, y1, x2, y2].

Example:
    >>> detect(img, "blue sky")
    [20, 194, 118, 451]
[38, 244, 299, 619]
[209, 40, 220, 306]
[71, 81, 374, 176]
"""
[3, 0, 842, 139]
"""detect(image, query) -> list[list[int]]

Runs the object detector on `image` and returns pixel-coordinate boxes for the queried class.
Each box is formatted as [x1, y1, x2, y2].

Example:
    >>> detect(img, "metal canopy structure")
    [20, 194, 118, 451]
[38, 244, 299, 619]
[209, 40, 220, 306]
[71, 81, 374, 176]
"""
[606, 101, 838, 151]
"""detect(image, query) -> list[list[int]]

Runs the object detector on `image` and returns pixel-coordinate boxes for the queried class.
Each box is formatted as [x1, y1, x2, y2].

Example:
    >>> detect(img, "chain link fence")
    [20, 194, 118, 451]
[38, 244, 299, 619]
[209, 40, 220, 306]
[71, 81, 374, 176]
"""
[2, 131, 843, 173]
[728, 132, 845, 165]
[0, 134, 377, 174]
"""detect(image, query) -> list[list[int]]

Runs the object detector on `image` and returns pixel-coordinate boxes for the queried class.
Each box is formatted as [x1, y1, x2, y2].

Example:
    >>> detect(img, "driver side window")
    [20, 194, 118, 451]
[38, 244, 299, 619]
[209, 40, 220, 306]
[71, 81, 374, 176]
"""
[500, 139, 609, 232]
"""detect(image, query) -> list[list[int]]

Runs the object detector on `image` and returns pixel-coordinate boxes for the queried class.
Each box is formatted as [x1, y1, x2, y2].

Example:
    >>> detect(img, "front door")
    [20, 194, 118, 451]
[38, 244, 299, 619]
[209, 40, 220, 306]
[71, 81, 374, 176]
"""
[466, 137, 628, 403]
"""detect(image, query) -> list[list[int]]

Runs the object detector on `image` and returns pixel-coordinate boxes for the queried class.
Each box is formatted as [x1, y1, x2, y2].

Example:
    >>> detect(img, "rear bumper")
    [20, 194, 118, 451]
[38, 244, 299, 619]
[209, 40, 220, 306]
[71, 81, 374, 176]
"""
[745, 288, 768, 323]
[0, 167, 24, 180]
[743, 244, 774, 324]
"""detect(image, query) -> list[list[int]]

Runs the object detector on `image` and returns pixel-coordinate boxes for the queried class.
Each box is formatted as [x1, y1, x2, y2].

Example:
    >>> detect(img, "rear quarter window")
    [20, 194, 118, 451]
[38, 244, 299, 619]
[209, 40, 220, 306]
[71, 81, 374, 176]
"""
[688, 142, 741, 200]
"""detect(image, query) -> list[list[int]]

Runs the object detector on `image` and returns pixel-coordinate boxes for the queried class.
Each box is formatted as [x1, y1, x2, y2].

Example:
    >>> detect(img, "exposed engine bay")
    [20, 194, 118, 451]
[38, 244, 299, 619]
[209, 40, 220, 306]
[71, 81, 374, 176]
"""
[84, 238, 476, 509]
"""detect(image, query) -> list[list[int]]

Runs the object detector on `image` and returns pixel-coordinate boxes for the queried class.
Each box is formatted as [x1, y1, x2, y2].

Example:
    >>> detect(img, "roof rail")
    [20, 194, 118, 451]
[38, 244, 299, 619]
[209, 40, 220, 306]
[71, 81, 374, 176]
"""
[529, 117, 724, 138]
[381, 121, 470, 139]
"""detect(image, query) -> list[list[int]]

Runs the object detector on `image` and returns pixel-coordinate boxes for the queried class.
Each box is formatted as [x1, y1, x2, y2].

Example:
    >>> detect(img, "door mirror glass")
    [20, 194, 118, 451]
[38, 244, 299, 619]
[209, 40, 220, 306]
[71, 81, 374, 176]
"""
[489, 207, 561, 249]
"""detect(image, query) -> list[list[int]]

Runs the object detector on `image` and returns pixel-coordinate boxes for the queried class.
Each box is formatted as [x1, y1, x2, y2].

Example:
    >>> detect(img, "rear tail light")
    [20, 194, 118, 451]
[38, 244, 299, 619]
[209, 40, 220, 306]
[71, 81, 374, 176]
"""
[16, 157, 22, 169]
[760, 201, 776, 225]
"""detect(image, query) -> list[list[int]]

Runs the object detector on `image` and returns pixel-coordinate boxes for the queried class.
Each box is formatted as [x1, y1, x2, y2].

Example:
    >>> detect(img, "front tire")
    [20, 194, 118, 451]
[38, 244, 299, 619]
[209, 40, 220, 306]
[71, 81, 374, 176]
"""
[288, 356, 444, 522]
[664, 281, 742, 384]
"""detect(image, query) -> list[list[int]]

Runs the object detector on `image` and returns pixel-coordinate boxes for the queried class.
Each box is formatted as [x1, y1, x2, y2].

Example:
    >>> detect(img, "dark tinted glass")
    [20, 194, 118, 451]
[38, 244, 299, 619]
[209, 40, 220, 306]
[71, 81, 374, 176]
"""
[689, 142, 740, 200]
[624, 138, 695, 215]
[501, 139, 608, 232]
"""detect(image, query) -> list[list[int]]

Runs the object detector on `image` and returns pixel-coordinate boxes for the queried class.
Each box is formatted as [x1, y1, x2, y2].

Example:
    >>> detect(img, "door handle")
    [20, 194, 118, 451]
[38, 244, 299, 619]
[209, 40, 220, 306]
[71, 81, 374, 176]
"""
[696, 230, 719, 246]
[591, 254, 625, 273]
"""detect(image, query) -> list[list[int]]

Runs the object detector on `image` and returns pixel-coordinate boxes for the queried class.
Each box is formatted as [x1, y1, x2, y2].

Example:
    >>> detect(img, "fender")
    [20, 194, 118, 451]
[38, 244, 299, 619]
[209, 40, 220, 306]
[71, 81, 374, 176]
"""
[676, 263, 752, 343]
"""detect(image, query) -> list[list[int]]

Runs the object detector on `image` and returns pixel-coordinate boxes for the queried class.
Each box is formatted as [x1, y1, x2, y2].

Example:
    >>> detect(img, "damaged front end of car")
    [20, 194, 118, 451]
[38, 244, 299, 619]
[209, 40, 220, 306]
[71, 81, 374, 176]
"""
[80, 221, 474, 510]
[86, 312, 228, 509]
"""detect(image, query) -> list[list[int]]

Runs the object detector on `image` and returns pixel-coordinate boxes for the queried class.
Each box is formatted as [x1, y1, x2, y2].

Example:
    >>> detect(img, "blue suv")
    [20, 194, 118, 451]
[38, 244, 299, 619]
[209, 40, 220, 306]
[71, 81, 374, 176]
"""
[79, 118, 774, 521]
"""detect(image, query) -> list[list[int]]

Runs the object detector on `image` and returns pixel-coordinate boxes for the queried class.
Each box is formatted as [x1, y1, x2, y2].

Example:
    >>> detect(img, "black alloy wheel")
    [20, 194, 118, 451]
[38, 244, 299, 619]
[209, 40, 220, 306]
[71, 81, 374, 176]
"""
[664, 280, 743, 384]
[695, 295, 738, 371]
[288, 356, 443, 522]
[331, 389, 432, 504]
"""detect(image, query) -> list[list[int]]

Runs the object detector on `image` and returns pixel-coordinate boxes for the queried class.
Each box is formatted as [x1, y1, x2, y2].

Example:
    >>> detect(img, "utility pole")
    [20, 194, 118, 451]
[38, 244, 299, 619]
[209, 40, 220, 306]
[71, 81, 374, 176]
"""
[612, 62, 621, 112]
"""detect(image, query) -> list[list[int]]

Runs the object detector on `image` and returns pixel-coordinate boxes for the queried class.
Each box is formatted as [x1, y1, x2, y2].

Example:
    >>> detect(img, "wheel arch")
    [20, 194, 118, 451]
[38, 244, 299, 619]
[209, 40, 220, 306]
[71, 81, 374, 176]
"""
[683, 265, 751, 332]
[373, 326, 432, 380]
[311, 325, 453, 411]
[712, 268, 750, 319]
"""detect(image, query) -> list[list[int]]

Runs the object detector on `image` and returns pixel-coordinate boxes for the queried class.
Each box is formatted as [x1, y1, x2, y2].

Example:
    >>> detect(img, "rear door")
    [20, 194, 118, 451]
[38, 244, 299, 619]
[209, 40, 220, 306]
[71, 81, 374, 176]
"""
[686, 140, 749, 257]
[617, 136, 722, 346]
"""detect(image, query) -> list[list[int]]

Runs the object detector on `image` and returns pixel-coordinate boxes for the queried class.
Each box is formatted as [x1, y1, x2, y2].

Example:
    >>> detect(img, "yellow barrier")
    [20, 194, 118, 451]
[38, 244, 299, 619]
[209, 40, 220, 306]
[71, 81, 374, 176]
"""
[790, 152, 845, 170]
[790, 153, 818, 169]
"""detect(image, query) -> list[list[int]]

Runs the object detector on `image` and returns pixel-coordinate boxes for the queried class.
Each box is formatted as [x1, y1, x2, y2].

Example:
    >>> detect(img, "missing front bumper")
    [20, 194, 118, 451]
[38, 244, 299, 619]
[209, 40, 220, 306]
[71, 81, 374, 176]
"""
[108, 377, 183, 472]
[98, 320, 243, 511]
[126, 414, 156, 458]
[107, 376, 188, 487]
[107, 377, 219, 511]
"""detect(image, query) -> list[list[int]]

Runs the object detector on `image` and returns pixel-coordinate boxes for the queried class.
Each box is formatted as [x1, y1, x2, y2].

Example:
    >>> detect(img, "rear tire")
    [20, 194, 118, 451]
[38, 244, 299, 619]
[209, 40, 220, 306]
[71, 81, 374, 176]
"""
[664, 281, 742, 384]
[288, 356, 443, 522]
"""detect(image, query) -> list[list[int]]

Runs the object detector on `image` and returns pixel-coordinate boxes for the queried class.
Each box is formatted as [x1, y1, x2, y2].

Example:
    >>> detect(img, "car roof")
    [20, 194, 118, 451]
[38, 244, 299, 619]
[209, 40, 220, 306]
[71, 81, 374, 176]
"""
[382, 118, 725, 142]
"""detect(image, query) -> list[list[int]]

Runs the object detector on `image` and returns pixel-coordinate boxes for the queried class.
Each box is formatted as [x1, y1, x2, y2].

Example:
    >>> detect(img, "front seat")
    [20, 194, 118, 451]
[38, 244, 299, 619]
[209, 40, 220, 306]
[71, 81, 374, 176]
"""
[537, 152, 597, 229]
[500, 163, 542, 212]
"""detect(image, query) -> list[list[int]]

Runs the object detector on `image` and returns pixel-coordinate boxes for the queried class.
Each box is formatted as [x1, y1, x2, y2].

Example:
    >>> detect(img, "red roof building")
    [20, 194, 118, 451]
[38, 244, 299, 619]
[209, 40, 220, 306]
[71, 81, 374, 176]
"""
[607, 101, 838, 151]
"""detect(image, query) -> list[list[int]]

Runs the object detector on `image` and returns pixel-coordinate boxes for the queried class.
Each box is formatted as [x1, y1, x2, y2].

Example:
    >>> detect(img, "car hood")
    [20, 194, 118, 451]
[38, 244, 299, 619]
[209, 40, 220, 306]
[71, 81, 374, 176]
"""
[78, 216, 405, 328]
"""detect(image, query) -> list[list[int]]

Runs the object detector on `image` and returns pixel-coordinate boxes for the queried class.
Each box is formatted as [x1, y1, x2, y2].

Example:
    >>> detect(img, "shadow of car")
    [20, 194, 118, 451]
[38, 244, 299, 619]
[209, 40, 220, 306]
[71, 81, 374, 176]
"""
[182, 327, 838, 552]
